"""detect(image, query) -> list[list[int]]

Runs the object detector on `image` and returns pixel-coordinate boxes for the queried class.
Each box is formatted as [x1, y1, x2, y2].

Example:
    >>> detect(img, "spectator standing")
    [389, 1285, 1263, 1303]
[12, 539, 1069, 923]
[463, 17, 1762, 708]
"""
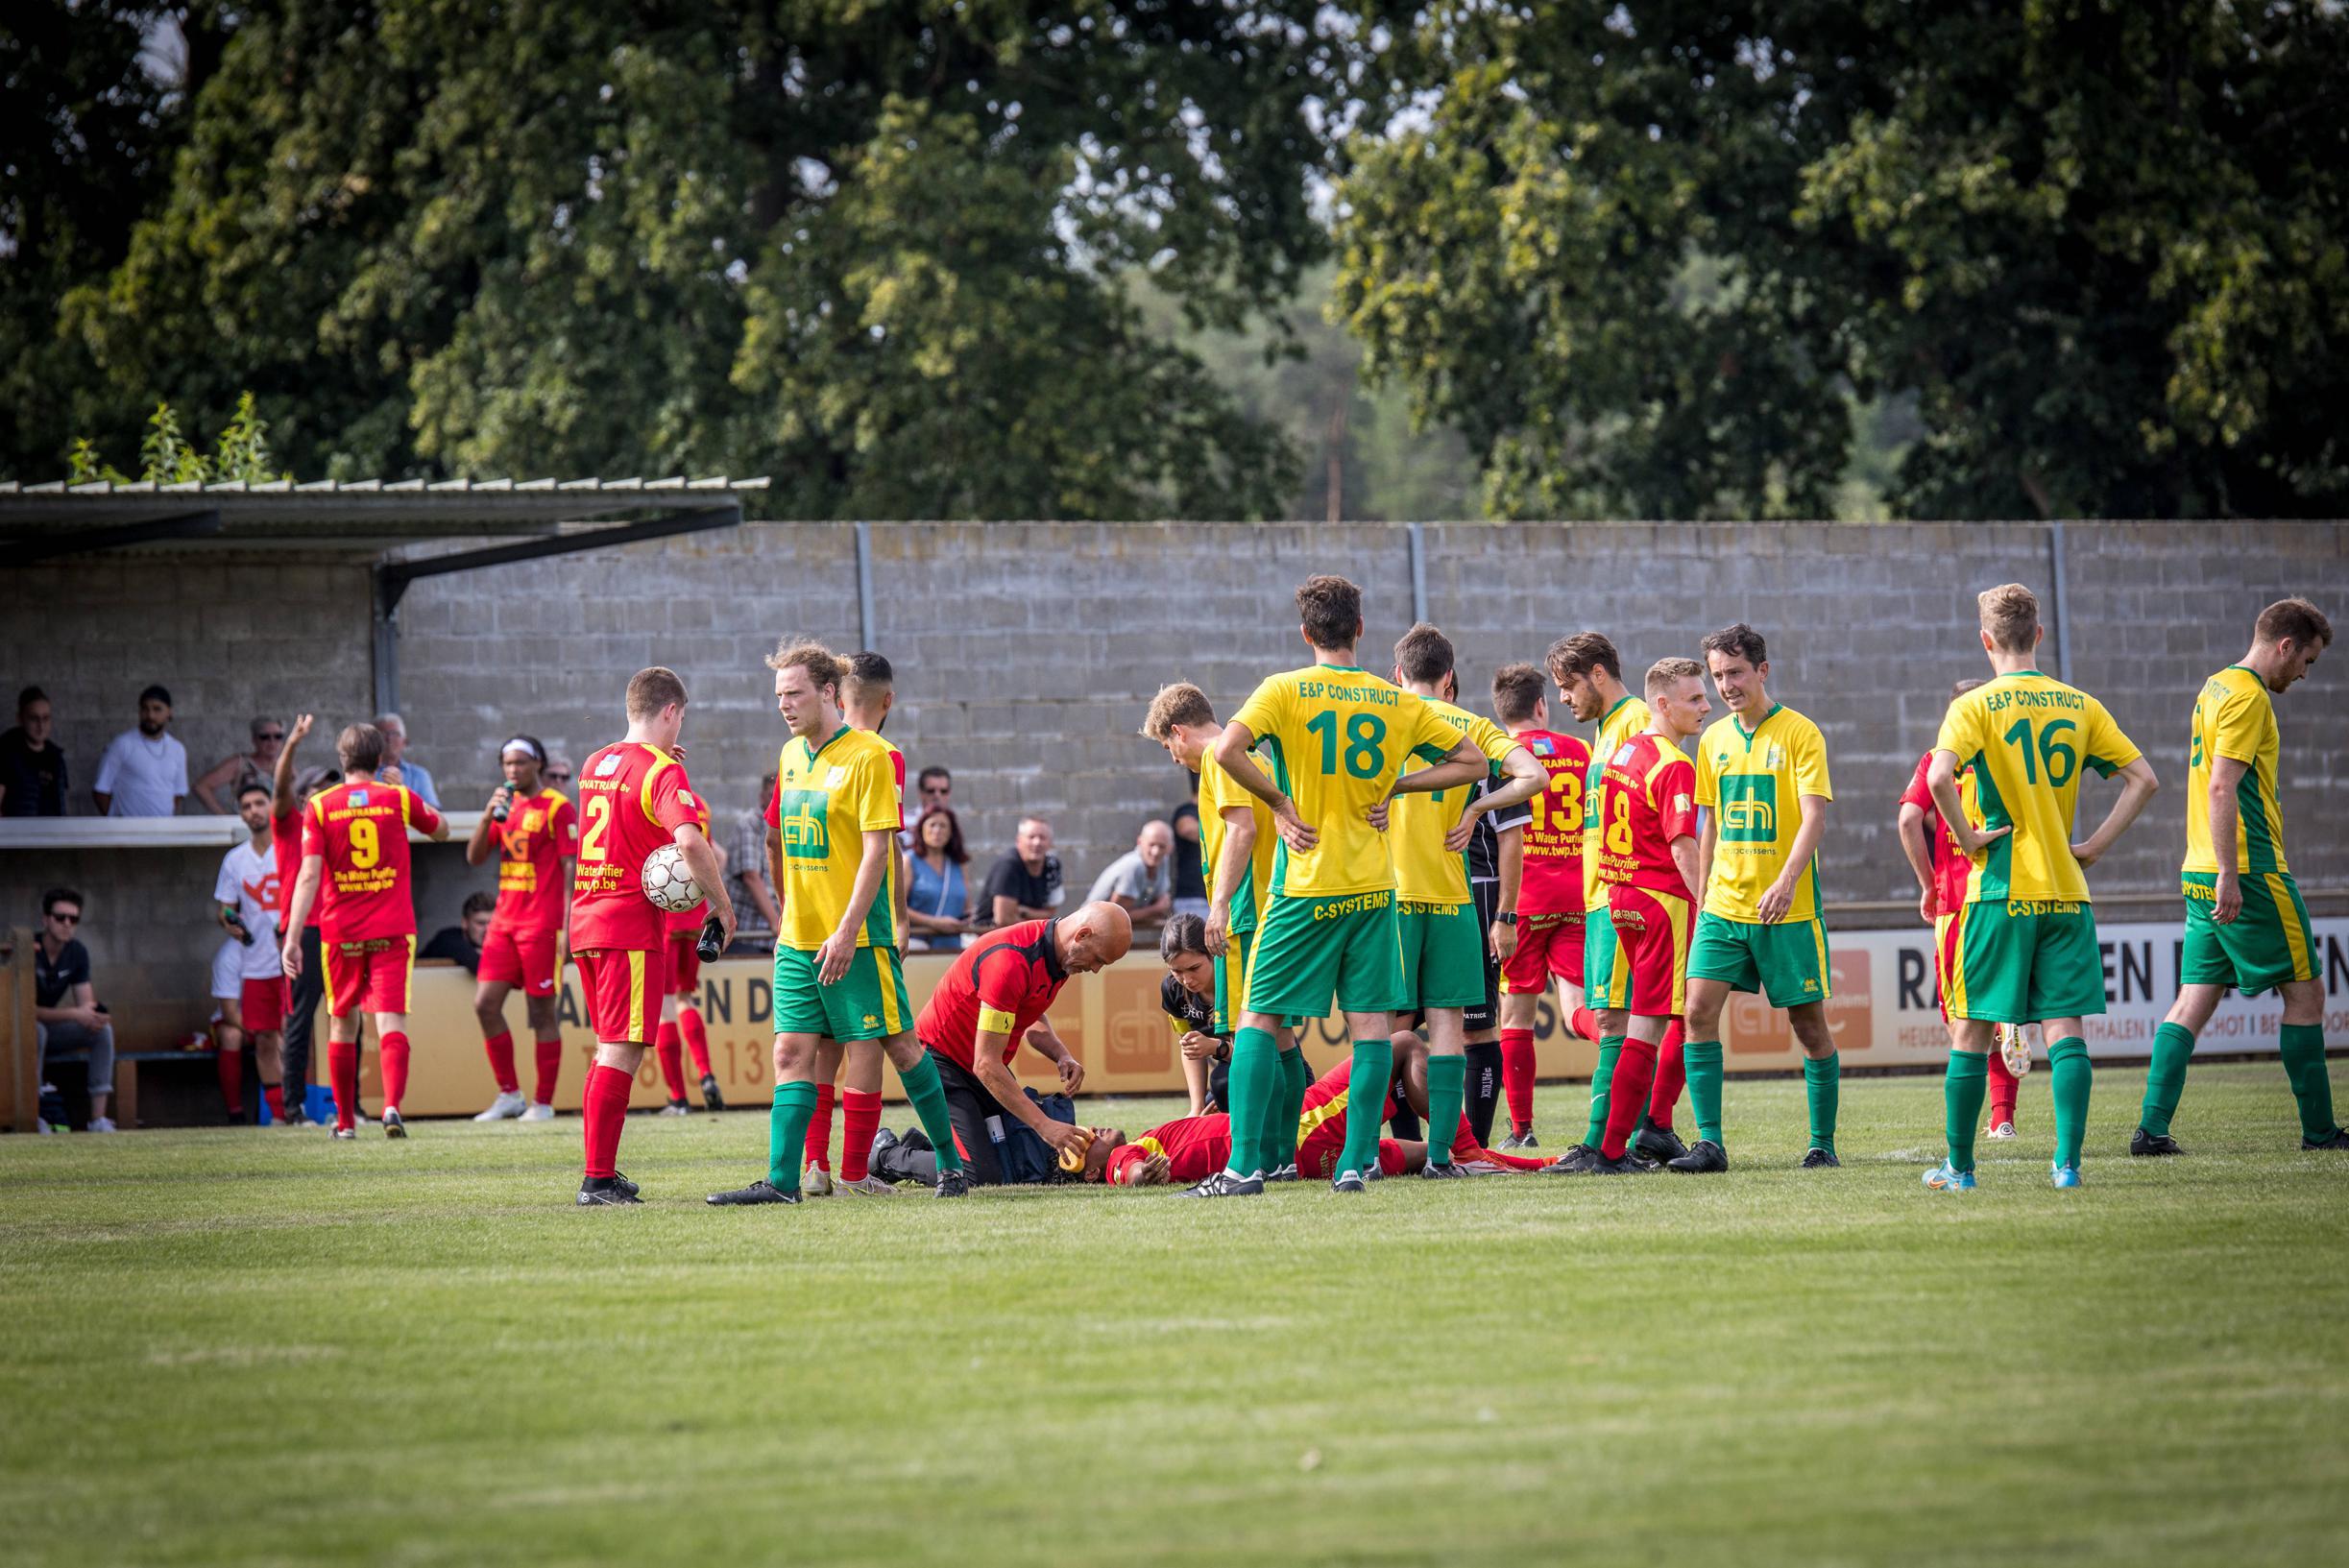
[372, 712, 439, 807]
[210, 782, 288, 1122]
[981, 815, 1065, 928]
[905, 806, 975, 953]
[0, 687, 68, 816]
[92, 685, 187, 816]
[544, 754, 574, 790]
[725, 773, 783, 945]
[34, 888, 115, 1131]
[904, 765, 953, 850]
[270, 717, 326, 1124]
[193, 716, 287, 814]
[422, 892, 496, 973]
[1168, 797, 1209, 921]
[1084, 819, 1176, 929]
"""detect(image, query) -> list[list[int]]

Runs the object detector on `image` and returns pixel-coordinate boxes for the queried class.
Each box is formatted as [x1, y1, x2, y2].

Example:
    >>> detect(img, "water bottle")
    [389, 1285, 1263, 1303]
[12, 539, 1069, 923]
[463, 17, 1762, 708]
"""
[695, 913, 725, 962]
[490, 785, 511, 824]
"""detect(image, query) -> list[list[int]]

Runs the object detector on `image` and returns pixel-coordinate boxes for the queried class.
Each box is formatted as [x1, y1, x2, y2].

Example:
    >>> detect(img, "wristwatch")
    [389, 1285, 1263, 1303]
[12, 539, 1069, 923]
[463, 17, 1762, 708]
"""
[1494, 911, 1518, 926]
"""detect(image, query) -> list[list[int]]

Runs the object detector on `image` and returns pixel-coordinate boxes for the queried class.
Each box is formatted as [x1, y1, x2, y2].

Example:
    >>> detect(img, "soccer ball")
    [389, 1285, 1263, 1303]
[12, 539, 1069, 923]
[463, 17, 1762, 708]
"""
[640, 844, 703, 912]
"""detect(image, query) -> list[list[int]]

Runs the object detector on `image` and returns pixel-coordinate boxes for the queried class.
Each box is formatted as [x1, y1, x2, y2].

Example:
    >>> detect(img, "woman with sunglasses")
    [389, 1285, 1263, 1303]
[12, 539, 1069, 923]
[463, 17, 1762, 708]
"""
[193, 716, 288, 815]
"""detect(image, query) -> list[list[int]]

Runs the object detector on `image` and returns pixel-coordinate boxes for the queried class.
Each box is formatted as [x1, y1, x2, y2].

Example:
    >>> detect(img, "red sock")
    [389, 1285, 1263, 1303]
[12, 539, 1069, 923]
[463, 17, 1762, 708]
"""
[380, 1031, 410, 1110]
[533, 1038, 563, 1105]
[1476, 1145, 1553, 1171]
[328, 1040, 358, 1130]
[263, 1083, 284, 1122]
[1498, 1027, 1537, 1133]
[655, 1021, 686, 1101]
[1570, 1005, 1602, 1045]
[581, 1063, 634, 1178]
[841, 1089, 884, 1182]
[1988, 1051, 2019, 1124]
[483, 1029, 519, 1095]
[805, 1082, 836, 1170]
[216, 1043, 244, 1118]
[1648, 1020, 1686, 1129]
[679, 1006, 713, 1079]
[1600, 1038, 1659, 1159]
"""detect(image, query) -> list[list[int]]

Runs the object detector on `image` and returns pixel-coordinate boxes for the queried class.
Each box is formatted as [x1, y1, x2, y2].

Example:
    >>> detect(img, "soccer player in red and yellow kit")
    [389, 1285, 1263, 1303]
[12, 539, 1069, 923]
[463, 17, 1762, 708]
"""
[568, 667, 735, 1205]
[1566, 658, 1707, 1175]
[280, 722, 449, 1139]
[1490, 662, 1592, 1148]
[1096, 1113, 1229, 1186]
[1290, 1057, 1555, 1180]
[269, 713, 324, 1122]
[465, 736, 576, 1122]
[654, 791, 722, 1115]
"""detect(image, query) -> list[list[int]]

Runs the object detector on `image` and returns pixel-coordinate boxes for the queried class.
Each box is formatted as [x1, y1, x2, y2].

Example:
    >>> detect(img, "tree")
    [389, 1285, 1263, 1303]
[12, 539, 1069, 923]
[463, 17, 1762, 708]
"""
[10, 1, 1357, 518]
[1331, 2, 2349, 519]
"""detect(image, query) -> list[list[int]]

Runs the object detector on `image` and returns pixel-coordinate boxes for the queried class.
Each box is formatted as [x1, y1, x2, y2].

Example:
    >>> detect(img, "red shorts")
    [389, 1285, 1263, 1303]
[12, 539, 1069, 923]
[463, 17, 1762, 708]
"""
[479, 922, 561, 995]
[574, 948, 661, 1044]
[1501, 910, 1585, 994]
[1606, 885, 1691, 1018]
[1295, 1122, 1409, 1182]
[239, 976, 287, 1033]
[666, 930, 701, 997]
[323, 937, 415, 1018]
[1934, 909, 1962, 1023]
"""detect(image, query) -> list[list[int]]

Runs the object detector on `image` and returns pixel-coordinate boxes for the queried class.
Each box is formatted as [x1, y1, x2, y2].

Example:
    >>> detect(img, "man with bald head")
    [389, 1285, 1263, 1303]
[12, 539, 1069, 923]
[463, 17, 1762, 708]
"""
[893, 901, 1133, 1186]
[981, 815, 1064, 928]
[1084, 818, 1176, 929]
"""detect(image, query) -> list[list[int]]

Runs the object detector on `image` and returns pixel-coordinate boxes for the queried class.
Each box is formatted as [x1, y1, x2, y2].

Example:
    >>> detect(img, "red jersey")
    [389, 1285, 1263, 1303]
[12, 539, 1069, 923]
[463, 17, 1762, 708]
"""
[1295, 1059, 1480, 1163]
[1901, 750, 1980, 915]
[1594, 733, 1699, 899]
[1512, 727, 1592, 915]
[301, 778, 442, 943]
[666, 796, 714, 932]
[493, 787, 578, 935]
[569, 740, 704, 953]
[272, 808, 309, 928]
[1105, 1113, 1231, 1186]
[917, 918, 1072, 1073]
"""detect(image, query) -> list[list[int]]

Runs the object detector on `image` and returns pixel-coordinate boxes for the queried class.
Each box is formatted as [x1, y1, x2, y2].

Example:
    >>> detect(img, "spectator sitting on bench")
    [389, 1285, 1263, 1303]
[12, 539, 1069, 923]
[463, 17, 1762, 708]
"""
[34, 887, 115, 1131]
[420, 892, 496, 975]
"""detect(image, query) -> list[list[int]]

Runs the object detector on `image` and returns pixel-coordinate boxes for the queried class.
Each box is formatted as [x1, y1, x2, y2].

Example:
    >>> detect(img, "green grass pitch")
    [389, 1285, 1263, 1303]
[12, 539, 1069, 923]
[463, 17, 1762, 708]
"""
[4, 1064, 2344, 1567]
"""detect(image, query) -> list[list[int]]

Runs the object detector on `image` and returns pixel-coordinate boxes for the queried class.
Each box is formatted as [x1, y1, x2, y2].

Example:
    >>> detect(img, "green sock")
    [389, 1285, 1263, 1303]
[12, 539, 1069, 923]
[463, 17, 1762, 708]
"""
[1585, 1036, 1623, 1147]
[766, 1080, 817, 1192]
[1227, 1026, 1278, 1175]
[1944, 1051, 1989, 1172]
[2048, 1035, 2091, 1170]
[1685, 1039, 1725, 1146]
[1425, 1053, 1465, 1166]
[1272, 1047, 1309, 1166]
[2140, 1021, 2196, 1138]
[2278, 1023, 2336, 1141]
[895, 1051, 963, 1174]
[1804, 1052, 1840, 1155]
[1338, 1039, 1393, 1177]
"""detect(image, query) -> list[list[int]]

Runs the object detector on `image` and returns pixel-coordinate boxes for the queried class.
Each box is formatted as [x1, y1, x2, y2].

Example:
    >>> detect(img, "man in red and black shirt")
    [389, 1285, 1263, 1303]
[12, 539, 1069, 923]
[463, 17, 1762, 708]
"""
[912, 902, 1130, 1184]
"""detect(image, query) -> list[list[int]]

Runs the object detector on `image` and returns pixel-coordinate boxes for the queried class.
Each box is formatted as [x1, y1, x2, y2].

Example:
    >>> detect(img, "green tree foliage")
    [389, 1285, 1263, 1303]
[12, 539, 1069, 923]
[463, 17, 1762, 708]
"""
[8, 1, 1354, 517]
[1333, 2, 2349, 519]
[66, 392, 288, 485]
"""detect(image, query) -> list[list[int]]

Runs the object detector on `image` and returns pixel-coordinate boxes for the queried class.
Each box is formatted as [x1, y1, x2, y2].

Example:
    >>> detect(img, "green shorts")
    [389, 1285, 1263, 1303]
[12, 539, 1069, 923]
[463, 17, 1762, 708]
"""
[1214, 929, 1304, 1036]
[1686, 912, 1833, 1010]
[772, 944, 911, 1042]
[1946, 899, 2105, 1025]
[2181, 871, 2317, 997]
[1584, 906, 1631, 1011]
[1245, 888, 1405, 1020]
[1396, 900, 1487, 1011]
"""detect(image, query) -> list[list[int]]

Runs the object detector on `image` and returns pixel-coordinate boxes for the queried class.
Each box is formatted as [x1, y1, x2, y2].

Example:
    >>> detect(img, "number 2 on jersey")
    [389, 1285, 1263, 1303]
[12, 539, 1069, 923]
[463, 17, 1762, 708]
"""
[1306, 710, 1387, 779]
[581, 794, 613, 861]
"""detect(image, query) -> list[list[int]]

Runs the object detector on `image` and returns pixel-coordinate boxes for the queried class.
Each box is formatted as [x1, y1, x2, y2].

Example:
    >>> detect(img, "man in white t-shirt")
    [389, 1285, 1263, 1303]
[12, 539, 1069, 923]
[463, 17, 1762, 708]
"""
[209, 782, 288, 1122]
[93, 685, 188, 817]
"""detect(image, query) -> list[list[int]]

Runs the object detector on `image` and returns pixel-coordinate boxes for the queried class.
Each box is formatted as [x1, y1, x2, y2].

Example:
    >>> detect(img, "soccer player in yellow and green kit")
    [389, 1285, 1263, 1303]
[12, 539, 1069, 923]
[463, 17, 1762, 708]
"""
[1202, 575, 1494, 1195]
[1922, 585, 2160, 1192]
[1676, 623, 1839, 1173]
[1543, 631, 1666, 1173]
[2136, 597, 2344, 1155]
[1386, 623, 1544, 1175]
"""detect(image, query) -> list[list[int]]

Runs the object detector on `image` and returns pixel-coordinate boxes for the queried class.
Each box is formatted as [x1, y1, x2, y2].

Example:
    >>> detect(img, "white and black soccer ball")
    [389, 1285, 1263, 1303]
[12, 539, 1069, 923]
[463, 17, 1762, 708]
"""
[640, 844, 703, 912]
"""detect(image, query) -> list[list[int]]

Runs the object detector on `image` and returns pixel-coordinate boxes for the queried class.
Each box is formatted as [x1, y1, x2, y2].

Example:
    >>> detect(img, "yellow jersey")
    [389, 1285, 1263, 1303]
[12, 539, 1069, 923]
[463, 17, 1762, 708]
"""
[1581, 694, 1652, 912]
[2184, 665, 2288, 876]
[1693, 704, 1833, 923]
[1230, 663, 1462, 898]
[1391, 697, 1520, 905]
[773, 725, 903, 951]
[1197, 743, 1278, 935]
[1933, 670, 2142, 905]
